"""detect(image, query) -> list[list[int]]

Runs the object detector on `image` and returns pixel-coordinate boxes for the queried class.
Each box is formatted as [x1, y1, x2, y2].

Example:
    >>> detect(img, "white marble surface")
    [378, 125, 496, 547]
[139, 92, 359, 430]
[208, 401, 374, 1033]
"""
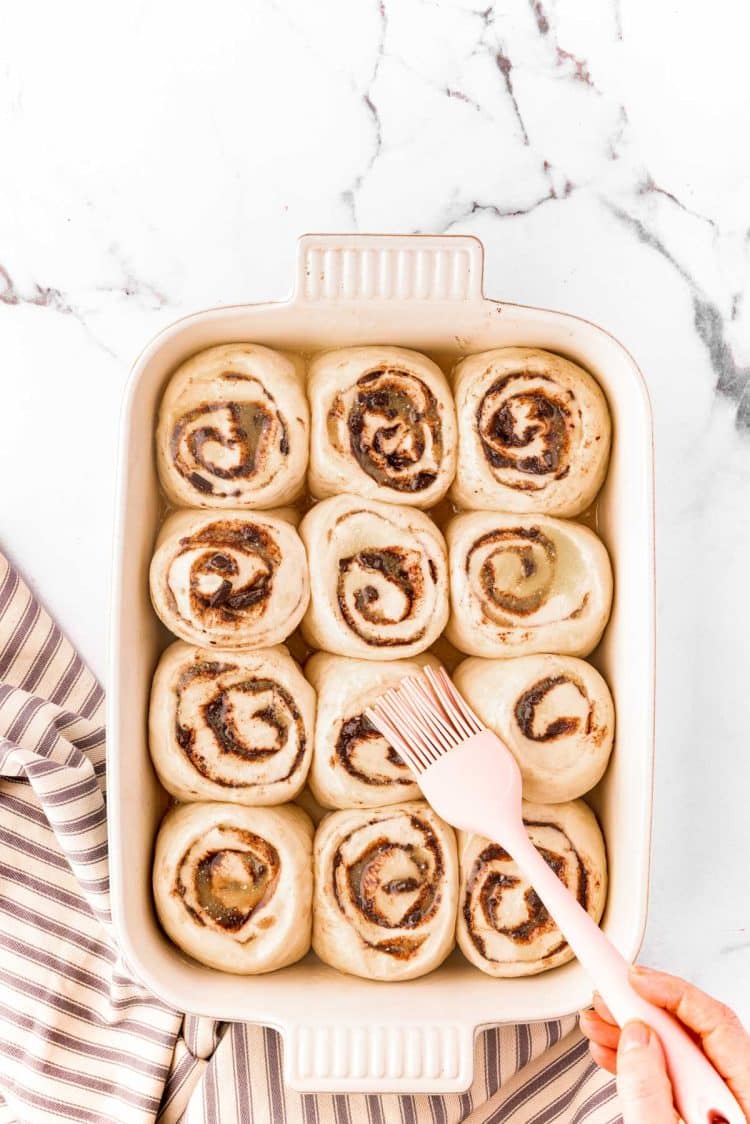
[2, 0, 749, 1019]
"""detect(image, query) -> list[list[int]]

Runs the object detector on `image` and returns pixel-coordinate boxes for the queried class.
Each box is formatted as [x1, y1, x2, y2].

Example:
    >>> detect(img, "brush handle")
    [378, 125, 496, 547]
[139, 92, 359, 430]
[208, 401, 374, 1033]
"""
[508, 831, 744, 1124]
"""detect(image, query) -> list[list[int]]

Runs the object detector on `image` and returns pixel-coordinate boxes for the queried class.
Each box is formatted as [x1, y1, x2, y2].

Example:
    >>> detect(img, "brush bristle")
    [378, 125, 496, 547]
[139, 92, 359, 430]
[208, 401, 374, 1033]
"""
[366, 666, 483, 774]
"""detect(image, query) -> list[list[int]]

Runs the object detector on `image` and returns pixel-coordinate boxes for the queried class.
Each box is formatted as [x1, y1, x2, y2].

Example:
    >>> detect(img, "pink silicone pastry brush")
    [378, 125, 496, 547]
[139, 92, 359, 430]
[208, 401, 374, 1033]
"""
[367, 665, 743, 1124]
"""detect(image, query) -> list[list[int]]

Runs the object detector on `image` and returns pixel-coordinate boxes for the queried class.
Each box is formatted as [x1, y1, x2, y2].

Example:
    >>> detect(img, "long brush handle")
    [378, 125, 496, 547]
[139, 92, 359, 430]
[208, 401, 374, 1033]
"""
[509, 832, 744, 1124]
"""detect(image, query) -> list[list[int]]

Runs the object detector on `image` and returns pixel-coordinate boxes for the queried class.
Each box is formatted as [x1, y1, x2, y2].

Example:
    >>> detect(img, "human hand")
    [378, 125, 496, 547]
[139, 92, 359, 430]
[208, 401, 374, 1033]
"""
[579, 965, 750, 1122]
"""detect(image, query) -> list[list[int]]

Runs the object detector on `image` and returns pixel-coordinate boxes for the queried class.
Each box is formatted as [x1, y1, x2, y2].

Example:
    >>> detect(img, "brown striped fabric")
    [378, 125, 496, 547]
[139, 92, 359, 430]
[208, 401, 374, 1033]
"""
[0, 550, 619, 1123]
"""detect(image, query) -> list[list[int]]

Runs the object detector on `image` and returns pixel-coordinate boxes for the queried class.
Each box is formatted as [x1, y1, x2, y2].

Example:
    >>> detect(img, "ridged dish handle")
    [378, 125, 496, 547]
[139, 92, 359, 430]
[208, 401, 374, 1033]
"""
[294, 233, 485, 303]
[282, 1021, 475, 1093]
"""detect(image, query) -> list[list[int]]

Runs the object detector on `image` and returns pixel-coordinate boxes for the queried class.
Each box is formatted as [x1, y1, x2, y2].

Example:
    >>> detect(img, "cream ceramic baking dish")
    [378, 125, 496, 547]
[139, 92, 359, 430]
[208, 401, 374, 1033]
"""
[108, 233, 655, 1094]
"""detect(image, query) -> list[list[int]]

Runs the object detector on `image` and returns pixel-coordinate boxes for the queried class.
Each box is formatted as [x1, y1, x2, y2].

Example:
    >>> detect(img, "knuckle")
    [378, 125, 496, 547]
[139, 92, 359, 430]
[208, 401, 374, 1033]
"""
[678, 986, 740, 1031]
[709, 1014, 746, 1056]
[715, 1002, 742, 1028]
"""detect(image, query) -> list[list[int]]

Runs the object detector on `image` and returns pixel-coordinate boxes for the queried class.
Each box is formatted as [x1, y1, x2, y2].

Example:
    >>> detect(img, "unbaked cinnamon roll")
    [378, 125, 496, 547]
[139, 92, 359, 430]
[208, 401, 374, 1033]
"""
[150, 508, 309, 649]
[299, 495, 448, 659]
[153, 801, 313, 974]
[457, 799, 607, 976]
[156, 344, 309, 508]
[149, 641, 315, 805]
[453, 656, 615, 803]
[293, 785, 329, 827]
[446, 511, 612, 658]
[451, 348, 611, 516]
[308, 346, 456, 507]
[313, 802, 458, 981]
[305, 653, 435, 809]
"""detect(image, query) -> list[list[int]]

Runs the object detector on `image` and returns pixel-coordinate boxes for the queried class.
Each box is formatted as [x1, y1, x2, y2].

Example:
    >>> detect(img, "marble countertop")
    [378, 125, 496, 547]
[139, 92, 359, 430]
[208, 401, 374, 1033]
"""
[2, 0, 749, 1020]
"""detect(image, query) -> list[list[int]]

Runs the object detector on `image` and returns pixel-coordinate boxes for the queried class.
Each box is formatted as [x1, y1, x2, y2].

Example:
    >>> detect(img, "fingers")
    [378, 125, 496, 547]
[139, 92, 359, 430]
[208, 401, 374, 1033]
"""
[630, 965, 750, 1112]
[580, 1008, 621, 1052]
[592, 992, 616, 1025]
[580, 1006, 619, 1075]
[616, 1021, 676, 1124]
[588, 1039, 618, 1075]
[630, 965, 744, 1040]
[582, 969, 750, 1119]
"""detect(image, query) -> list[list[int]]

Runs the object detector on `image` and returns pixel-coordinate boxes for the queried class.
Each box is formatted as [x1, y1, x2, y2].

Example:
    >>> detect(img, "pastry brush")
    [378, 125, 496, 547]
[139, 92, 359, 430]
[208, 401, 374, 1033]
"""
[367, 665, 742, 1124]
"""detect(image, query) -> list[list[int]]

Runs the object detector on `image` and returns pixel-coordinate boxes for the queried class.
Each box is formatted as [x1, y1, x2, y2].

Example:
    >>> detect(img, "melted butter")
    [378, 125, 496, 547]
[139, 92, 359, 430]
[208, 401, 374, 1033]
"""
[195, 849, 271, 929]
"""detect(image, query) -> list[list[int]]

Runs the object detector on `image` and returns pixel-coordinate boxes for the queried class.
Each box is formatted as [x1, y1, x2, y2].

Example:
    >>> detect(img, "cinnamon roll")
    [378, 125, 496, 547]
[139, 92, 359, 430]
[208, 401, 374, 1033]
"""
[299, 495, 448, 659]
[293, 786, 329, 827]
[153, 801, 313, 974]
[308, 346, 457, 507]
[451, 347, 611, 516]
[156, 344, 309, 509]
[149, 508, 309, 649]
[457, 799, 607, 977]
[305, 653, 436, 809]
[313, 802, 458, 981]
[453, 656, 615, 803]
[445, 511, 612, 658]
[149, 641, 315, 805]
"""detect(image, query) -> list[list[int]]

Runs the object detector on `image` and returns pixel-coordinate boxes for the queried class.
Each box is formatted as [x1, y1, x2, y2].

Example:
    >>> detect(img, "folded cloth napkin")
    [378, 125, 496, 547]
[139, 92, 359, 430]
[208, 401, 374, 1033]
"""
[0, 550, 618, 1124]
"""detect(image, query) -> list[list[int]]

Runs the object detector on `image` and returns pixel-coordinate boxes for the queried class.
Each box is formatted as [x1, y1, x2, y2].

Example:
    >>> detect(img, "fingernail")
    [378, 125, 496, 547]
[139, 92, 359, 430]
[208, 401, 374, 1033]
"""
[630, 963, 655, 976]
[620, 1021, 651, 1052]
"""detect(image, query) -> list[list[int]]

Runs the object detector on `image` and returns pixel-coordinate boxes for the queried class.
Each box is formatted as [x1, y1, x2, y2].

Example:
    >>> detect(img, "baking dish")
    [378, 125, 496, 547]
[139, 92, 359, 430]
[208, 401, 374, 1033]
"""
[108, 233, 655, 1094]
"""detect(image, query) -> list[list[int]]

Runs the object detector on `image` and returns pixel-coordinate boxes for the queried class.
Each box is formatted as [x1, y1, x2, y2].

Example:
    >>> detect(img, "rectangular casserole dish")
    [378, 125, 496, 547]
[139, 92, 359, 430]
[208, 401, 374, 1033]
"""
[108, 233, 655, 1094]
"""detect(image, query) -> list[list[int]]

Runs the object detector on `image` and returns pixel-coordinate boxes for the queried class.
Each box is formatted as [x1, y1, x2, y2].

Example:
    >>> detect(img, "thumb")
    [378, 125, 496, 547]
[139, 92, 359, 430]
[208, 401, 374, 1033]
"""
[616, 1021, 676, 1123]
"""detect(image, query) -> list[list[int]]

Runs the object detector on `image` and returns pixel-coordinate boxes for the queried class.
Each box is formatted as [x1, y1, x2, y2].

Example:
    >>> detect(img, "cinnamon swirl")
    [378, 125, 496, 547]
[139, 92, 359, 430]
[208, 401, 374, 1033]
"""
[149, 508, 309, 649]
[149, 641, 315, 805]
[299, 495, 448, 659]
[453, 656, 615, 802]
[451, 348, 610, 516]
[153, 801, 313, 974]
[457, 799, 607, 976]
[313, 802, 458, 981]
[305, 653, 436, 809]
[156, 344, 309, 508]
[446, 511, 612, 657]
[308, 346, 456, 507]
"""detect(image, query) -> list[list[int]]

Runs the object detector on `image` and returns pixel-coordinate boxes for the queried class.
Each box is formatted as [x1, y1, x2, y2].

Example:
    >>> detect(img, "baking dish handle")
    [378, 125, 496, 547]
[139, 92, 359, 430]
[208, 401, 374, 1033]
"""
[293, 233, 485, 304]
[281, 1021, 475, 1094]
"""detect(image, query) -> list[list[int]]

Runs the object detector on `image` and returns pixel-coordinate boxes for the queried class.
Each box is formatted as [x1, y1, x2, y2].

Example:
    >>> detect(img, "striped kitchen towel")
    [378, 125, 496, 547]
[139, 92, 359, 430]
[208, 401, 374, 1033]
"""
[0, 549, 619, 1123]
